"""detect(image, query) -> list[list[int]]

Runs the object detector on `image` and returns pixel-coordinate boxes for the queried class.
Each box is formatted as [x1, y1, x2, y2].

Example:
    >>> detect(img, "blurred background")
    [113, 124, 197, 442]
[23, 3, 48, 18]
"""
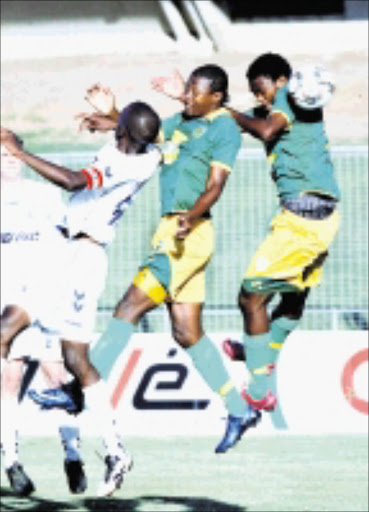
[1, 0, 368, 332]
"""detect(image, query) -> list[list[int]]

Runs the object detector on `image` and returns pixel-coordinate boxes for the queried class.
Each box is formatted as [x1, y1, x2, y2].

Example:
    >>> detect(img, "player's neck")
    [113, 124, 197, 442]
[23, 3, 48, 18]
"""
[116, 138, 146, 155]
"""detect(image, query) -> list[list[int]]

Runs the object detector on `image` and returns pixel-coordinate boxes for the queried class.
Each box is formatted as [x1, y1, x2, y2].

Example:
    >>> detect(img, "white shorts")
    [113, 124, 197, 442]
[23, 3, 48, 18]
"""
[7, 324, 63, 362]
[53, 238, 108, 344]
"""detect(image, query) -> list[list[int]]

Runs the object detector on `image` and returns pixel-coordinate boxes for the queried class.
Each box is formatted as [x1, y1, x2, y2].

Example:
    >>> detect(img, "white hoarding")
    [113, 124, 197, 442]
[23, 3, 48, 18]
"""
[16, 331, 368, 436]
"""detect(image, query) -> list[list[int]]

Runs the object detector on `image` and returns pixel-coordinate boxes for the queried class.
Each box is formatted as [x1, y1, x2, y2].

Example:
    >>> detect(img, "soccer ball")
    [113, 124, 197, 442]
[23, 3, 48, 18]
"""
[288, 64, 335, 110]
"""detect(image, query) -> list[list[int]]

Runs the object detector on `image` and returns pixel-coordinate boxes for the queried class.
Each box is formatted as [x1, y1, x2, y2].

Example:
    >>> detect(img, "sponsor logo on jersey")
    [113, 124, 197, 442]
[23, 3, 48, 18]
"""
[1, 231, 40, 243]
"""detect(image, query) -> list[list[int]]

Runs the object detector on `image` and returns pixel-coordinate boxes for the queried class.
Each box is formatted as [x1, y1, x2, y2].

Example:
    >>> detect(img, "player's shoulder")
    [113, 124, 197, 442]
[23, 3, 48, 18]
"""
[209, 109, 241, 141]
[211, 109, 240, 131]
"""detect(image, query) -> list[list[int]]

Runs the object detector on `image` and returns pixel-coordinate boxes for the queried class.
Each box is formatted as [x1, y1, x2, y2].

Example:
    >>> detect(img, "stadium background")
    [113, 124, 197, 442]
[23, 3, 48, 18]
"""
[1, 2, 368, 511]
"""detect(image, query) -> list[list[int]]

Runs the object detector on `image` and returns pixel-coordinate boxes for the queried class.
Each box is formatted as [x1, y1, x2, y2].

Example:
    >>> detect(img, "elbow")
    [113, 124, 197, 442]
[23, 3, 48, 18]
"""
[63, 175, 85, 191]
[63, 180, 78, 192]
[260, 127, 277, 143]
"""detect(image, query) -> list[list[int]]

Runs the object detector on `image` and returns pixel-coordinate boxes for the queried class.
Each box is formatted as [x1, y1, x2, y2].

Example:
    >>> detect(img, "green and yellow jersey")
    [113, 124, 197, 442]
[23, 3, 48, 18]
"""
[158, 108, 241, 216]
[250, 86, 341, 202]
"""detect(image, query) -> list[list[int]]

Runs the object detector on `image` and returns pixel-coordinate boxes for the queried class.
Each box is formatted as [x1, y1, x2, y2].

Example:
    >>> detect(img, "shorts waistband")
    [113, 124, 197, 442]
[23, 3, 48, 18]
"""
[282, 194, 337, 220]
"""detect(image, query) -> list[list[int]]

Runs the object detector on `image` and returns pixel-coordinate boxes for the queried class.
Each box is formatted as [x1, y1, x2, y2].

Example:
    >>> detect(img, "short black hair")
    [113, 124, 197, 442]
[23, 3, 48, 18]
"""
[190, 64, 230, 104]
[116, 101, 160, 144]
[246, 53, 292, 82]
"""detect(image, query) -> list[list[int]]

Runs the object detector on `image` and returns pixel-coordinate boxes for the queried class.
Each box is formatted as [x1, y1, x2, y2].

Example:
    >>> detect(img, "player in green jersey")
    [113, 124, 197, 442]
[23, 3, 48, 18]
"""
[222, 53, 340, 413]
[149, 53, 340, 417]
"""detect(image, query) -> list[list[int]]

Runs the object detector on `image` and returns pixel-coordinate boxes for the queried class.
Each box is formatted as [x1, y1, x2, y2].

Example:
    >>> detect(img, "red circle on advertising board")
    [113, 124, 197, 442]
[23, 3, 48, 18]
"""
[341, 348, 368, 415]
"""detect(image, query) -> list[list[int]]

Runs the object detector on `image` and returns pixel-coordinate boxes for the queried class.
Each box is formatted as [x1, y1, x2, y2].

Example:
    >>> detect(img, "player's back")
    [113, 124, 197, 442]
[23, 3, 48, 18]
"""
[63, 142, 161, 246]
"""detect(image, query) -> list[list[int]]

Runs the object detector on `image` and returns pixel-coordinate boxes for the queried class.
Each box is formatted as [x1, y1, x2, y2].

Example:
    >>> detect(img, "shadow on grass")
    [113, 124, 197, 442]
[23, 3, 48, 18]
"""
[1, 488, 247, 512]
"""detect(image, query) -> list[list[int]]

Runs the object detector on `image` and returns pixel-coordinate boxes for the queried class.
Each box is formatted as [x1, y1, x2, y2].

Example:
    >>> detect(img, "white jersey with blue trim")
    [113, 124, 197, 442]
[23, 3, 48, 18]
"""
[1, 179, 65, 250]
[1, 179, 66, 313]
[62, 141, 161, 246]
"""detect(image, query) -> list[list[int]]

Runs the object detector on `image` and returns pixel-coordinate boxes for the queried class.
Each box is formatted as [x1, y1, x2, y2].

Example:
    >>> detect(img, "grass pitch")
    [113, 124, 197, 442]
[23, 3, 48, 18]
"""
[1, 435, 368, 512]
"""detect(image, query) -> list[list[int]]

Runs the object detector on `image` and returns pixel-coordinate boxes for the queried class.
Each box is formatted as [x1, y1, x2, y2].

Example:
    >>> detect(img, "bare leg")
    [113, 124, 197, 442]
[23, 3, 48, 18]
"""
[1, 306, 31, 359]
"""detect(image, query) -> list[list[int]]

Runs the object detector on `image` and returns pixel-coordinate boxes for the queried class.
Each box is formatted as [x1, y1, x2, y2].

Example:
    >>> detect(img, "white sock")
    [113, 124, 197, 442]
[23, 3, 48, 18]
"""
[0, 397, 20, 469]
[83, 380, 123, 457]
[59, 415, 82, 462]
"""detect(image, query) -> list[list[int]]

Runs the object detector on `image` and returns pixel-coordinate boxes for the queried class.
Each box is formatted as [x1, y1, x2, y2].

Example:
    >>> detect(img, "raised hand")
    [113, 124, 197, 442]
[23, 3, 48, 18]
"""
[151, 69, 185, 101]
[85, 83, 118, 117]
[75, 113, 118, 133]
[0, 127, 24, 156]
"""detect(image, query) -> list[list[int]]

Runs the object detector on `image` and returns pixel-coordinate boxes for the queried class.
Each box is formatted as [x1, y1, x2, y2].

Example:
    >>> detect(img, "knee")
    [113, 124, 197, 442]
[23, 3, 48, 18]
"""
[171, 324, 197, 349]
[115, 284, 158, 324]
[238, 289, 265, 315]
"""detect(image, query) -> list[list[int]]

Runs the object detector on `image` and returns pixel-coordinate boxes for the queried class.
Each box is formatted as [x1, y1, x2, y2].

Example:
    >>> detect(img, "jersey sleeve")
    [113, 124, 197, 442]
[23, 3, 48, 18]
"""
[210, 117, 242, 173]
[80, 143, 115, 190]
[271, 86, 295, 128]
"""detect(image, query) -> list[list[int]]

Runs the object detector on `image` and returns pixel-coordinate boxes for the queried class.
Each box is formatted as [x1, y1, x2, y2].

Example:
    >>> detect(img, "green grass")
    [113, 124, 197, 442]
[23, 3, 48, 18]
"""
[1, 435, 368, 511]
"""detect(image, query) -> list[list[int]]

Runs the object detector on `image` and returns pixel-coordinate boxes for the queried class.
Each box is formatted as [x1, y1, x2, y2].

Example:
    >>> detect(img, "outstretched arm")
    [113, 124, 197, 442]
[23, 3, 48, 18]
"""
[1, 127, 87, 191]
[227, 107, 287, 142]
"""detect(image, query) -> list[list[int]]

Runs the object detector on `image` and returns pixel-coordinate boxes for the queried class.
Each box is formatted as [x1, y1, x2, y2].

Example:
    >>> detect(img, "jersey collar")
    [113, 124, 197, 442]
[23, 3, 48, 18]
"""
[204, 107, 230, 122]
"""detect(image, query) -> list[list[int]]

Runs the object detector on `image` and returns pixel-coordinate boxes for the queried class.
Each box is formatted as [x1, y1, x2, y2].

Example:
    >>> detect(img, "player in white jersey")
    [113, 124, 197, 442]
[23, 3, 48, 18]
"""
[0, 101, 161, 496]
[0, 143, 86, 496]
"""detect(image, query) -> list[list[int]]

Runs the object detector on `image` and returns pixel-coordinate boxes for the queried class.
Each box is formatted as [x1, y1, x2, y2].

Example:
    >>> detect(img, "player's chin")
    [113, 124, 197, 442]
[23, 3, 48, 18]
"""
[183, 105, 199, 118]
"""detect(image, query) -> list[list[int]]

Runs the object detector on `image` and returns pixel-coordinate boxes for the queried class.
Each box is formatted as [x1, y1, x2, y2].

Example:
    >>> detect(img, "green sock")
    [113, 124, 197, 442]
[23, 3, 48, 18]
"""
[271, 316, 299, 344]
[242, 331, 275, 400]
[187, 335, 246, 417]
[242, 319, 298, 402]
[90, 318, 134, 380]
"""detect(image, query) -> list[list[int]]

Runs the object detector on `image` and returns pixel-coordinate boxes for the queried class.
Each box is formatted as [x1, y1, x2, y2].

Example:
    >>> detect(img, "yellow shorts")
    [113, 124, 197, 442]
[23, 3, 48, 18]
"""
[243, 208, 340, 293]
[133, 215, 215, 303]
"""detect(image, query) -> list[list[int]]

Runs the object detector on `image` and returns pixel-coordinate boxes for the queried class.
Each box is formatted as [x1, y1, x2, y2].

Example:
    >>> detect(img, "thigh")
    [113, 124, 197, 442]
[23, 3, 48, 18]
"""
[1, 305, 31, 357]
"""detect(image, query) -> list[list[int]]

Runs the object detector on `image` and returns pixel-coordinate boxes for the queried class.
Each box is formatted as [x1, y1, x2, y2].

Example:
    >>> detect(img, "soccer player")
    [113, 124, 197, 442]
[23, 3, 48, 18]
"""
[150, 54, 340, 417]
[224, 53, 340, 412]
[68, 65, 260, 454]
[1, 327, 86, 496]
[0, 143, 85, 495]
[0, 101, 161, 496]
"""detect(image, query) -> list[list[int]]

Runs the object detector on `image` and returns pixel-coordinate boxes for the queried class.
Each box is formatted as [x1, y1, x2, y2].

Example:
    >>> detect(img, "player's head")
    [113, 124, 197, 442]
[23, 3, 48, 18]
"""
[0, 143, 23, 182]
[246, 53, 292, 108]
[115, 101, 160, 151]
[184, 64, 229, 117]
